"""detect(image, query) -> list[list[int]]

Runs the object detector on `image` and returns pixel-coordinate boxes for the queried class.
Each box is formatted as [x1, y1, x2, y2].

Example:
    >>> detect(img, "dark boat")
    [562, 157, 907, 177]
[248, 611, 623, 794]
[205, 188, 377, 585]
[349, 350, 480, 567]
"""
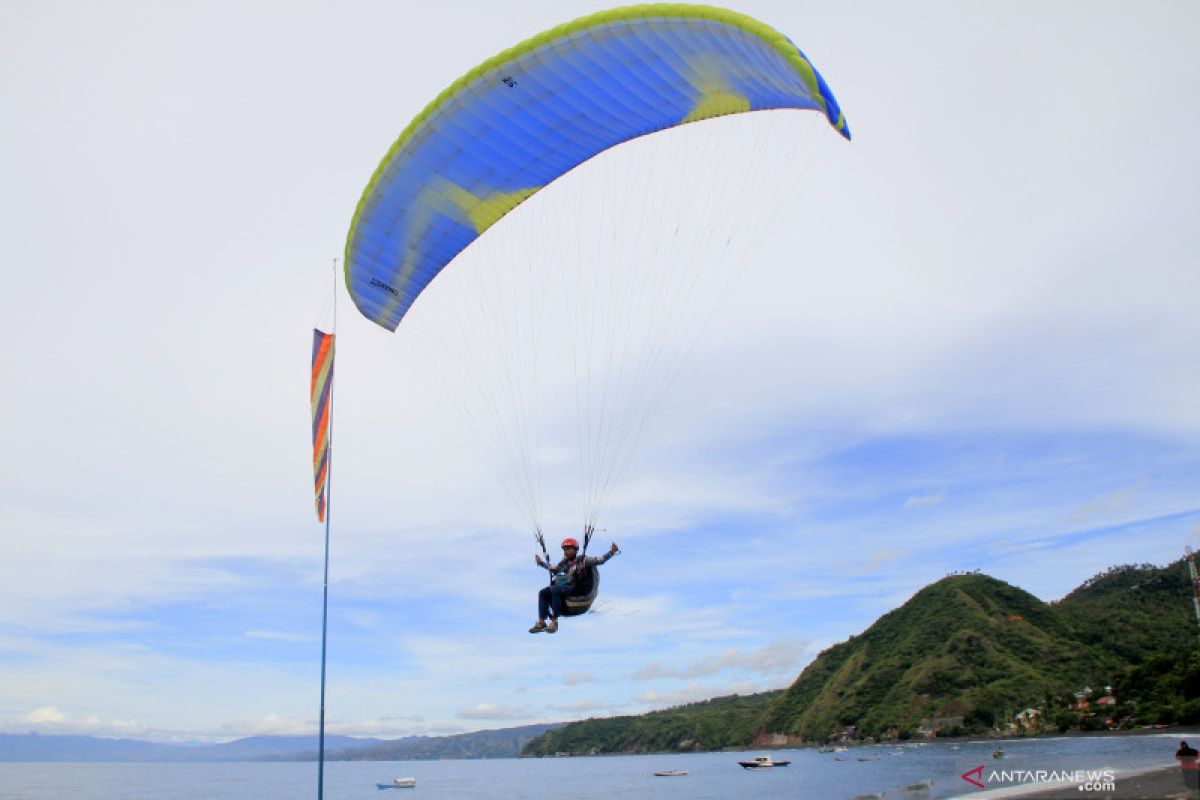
[738, 755, 791, 769]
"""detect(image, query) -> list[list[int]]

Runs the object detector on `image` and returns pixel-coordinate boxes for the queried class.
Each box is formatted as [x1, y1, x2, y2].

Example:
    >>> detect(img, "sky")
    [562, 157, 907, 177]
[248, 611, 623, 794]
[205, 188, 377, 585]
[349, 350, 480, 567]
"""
[1, 0, 1198, 744]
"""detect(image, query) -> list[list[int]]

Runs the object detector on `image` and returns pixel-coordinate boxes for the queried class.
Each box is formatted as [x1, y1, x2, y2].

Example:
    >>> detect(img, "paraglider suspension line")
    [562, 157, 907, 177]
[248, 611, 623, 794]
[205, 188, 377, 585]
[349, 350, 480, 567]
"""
[535, 528, 551, 586]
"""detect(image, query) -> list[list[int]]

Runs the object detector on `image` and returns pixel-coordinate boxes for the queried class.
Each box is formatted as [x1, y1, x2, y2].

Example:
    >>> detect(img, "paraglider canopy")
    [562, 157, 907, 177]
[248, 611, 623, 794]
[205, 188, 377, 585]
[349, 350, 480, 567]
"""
[344, 3, 849, 332]
[341, 2, 850, 553]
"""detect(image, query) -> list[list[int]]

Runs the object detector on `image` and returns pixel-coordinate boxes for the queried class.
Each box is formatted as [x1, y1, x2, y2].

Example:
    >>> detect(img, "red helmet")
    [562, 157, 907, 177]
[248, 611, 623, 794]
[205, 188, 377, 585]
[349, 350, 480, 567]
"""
[561, 537, 579, 549]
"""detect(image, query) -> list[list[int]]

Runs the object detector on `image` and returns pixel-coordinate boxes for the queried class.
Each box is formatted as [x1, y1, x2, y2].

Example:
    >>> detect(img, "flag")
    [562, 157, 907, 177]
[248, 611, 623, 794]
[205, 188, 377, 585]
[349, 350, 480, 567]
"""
[311, 329, 334, 522]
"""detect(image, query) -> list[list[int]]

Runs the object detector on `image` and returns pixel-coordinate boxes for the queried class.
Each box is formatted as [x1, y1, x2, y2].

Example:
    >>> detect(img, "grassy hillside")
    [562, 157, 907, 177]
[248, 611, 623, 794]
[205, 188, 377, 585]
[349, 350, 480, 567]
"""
[522, 692, 780, 756]
[760, 574, 1102, 741]
[1056, 560, 1195, 666]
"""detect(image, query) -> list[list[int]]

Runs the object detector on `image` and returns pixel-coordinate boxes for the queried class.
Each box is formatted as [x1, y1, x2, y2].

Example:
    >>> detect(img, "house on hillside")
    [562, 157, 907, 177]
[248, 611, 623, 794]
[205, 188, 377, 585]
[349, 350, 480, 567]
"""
[1073, 685, 1116, 711]
[917, 716, 963, 737]
[832, 726, 857, 743]
[1015, 708, 1041, 729]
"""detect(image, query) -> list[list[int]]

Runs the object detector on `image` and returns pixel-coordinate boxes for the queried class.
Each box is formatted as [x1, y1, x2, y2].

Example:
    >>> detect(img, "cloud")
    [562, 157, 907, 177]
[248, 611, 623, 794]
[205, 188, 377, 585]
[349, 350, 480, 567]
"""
[455, 703, 530, 721]
[7, 706, 183, 741]
[214, 713, 433, 740]
[343, 610, 383, 631]
[218, 713, 310, 738]
[631, 663, 672, 681]
[562, 672, 594, 686]
[631, 639, 807, 681]
[244, 630, 312, 643]
[680, 640, 808, 678]
[989, 538, 1055, 556]
[550, 700, 610, 714]
[1069, 482, 1147, 525]
[634, 681, 762, 708]
[904, 491, 946, 509]
[864, 550, 904, 572]
[22, 706, 67, 725]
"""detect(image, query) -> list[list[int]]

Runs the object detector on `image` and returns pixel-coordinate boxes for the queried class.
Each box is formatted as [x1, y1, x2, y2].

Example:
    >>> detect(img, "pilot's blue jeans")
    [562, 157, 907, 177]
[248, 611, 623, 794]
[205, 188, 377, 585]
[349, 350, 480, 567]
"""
[538, 584, 573, 619]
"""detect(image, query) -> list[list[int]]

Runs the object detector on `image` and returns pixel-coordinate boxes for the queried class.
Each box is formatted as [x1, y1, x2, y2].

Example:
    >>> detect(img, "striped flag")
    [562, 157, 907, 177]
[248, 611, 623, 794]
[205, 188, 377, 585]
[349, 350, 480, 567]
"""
[311, 329, 335, 522]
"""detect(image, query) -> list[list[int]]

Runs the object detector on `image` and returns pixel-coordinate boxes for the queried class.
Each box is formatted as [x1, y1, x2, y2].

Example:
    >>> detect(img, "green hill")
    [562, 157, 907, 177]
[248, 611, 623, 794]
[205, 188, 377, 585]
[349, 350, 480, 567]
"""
[524, 559, 1199, 755]
[522, 692, 781, 757]
[1056, 560, 1195, 666]
[760, 573, 1101, 741]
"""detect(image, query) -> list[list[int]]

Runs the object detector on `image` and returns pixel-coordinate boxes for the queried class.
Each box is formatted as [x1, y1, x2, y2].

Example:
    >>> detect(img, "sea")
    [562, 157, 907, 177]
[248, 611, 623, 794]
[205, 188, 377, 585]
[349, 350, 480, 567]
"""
[0, 732, 1192, 800]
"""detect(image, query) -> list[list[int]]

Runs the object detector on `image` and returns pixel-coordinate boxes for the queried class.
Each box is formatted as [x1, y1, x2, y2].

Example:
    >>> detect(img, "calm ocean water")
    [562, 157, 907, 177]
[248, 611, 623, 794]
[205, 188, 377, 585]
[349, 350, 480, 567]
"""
[0, 733, 1191, 800]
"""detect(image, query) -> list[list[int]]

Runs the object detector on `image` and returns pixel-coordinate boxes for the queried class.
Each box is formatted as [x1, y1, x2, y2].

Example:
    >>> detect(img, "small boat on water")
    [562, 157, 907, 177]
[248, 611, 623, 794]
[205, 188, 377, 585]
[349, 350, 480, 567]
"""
[738, 755, 791, 769]
[992, 748, 1005, 759]
[376, 777, 416, 789]
[904, 778, 934, 792]
[653, 770, 688, 777]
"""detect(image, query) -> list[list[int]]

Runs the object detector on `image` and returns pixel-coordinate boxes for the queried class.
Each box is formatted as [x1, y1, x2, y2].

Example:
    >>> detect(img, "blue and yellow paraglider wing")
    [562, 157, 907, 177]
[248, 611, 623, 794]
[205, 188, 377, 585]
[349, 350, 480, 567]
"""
[345, 4, 850, 332]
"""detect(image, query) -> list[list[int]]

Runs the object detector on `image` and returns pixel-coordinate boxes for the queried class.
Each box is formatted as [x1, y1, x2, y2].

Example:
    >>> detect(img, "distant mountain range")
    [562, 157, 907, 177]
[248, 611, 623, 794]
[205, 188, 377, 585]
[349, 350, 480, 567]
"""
[0, 724, 561, 763]
[0, 733, 378, 763]
[525, 559, 1196, 755]
[296, 723, 563, 761]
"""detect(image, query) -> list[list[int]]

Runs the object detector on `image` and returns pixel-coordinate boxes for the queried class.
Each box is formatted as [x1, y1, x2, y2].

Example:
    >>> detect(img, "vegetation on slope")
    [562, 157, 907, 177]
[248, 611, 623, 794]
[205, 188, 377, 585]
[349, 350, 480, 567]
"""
[522, 692, 780, 756]
[760, 574, 1102, 741]
[1110, 649, 1200, 726]
[1056, 561, 1194, 667]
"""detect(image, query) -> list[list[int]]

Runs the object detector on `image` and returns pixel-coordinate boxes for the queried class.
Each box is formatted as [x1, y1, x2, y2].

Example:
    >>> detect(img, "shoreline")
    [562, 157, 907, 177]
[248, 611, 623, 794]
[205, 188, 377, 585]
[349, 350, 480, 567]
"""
[527, 726, 1200, 759]
[967, 763, 1200, 799]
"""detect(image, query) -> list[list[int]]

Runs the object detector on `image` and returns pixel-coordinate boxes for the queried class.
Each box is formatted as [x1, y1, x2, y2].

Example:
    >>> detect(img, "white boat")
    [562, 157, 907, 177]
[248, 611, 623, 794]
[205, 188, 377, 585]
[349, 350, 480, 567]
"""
[738, 755, 791, 769]
[376, 777, 416, 789]
[653, 770, 688, 777]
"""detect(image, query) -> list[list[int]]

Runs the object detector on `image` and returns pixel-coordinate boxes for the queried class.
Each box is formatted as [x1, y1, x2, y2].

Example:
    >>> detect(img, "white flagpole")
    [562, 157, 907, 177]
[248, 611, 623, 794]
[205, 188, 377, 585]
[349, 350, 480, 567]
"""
[318, 258, 337, 800]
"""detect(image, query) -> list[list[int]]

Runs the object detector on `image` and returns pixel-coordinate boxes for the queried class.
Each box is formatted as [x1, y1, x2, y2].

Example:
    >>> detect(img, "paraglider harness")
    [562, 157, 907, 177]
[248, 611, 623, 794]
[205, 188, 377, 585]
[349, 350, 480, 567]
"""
[535, 525, 607, 617]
